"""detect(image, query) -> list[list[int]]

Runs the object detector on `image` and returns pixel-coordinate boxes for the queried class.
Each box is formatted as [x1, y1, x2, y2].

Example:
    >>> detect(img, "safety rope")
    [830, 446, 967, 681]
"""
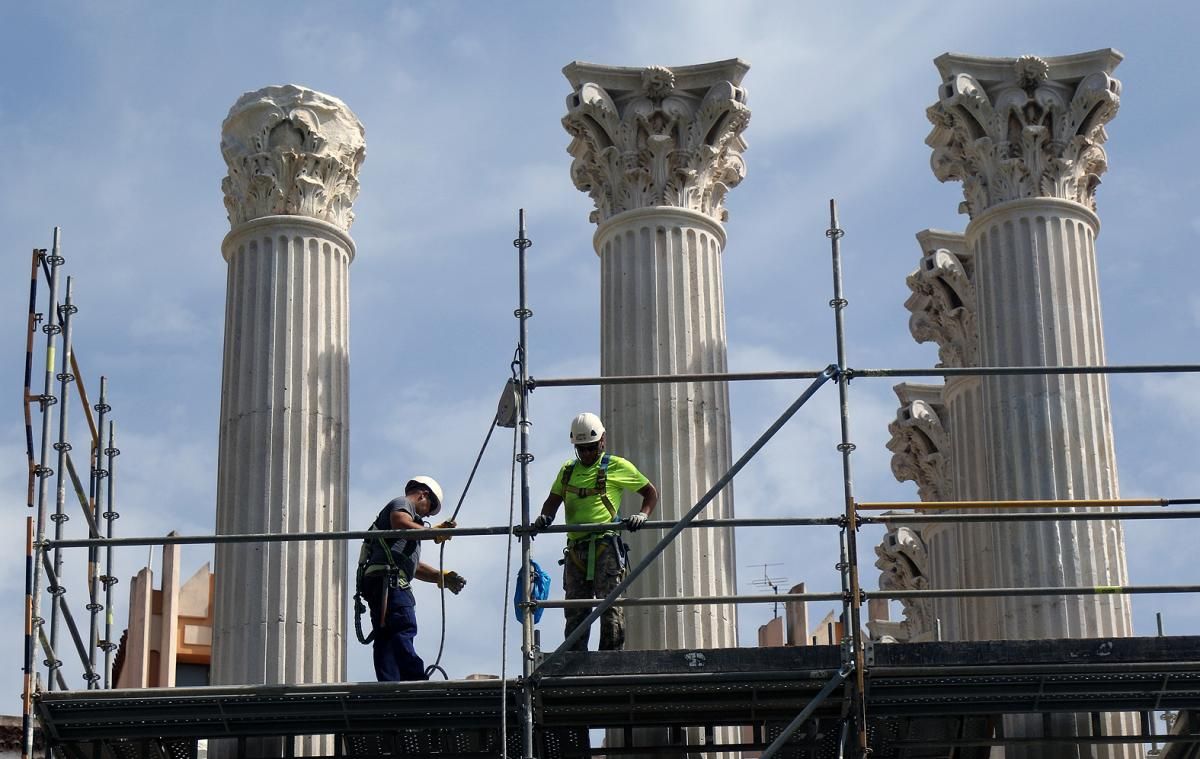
[424, 415, 498, 680]
[499, 422, 518, 759]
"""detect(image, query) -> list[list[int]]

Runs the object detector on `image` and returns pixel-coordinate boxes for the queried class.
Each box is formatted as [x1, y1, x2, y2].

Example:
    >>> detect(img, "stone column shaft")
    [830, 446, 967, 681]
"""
[211, 85, 363, 758]
[970, 200, 1131, 639]
[213, 217, 352, 683]
[598, 209, 737, 650]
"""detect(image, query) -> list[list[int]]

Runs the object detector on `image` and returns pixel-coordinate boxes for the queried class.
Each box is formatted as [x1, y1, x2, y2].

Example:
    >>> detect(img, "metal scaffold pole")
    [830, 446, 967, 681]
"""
[827, 200, 868, 756]
[49, 278, 78, 676]
[101, 421, 120, 687]
[89, 378, 111, 687]
[513, 210, 537, 759]
[32, 228, 63, 697]
[25, 229, 61, 759]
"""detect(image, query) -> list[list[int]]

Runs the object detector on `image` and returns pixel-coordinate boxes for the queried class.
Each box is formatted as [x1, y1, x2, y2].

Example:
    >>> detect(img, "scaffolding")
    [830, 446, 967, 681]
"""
[19, 206, 1200, 758]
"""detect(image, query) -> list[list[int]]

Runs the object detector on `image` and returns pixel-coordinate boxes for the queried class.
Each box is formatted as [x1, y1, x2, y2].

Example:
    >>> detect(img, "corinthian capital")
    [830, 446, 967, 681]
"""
[926, 49, 1122, 217]
[562, 59, 751, 225]
[221, 85, 366, 232]
[886, 383, 951, 502]
[905, 230, 977, 368]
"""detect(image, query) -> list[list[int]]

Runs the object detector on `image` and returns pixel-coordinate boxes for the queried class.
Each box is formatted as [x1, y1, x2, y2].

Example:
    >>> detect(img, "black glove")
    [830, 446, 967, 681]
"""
[531, 513, 552, 536]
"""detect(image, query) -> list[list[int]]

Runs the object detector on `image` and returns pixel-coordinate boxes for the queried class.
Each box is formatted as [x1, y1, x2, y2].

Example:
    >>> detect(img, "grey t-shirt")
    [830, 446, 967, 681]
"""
[364, 497, 421, 580]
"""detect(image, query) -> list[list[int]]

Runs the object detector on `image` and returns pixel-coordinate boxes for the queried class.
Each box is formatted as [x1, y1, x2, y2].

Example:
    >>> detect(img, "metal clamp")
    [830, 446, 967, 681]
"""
[102, 511, 120, 521]
[93, 468, 110, 480]
[837, 442, 857, 453]
[516, 453, 535, 464]
[512, 237, 533, 251]
[46, 255, 65, 267]
[53, 441, 72, 453]
[513, 308, 533, 319]
[38, 394, 58, 408]
[33, 465, 54, 478]
[86, 602, 103, 612]
[104, 446, 121, 458]
[42, 323, 62, 336]
[50, 513, 69, 524]
[828, 297, 848, 309]
[100, 575, 118, 588]
[55, 372, 75, 383]
[94, 402, 112, 414]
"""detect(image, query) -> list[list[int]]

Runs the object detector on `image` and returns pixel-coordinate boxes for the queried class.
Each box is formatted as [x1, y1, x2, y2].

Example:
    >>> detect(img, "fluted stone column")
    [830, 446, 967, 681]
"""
[211, 85, 363, 756]
[563, 60, 747, 755]
[928, 50, 1135, 757]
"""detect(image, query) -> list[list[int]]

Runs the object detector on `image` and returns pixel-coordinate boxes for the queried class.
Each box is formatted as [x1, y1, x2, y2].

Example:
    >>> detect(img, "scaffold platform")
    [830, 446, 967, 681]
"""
[34, 635, 1200, 758]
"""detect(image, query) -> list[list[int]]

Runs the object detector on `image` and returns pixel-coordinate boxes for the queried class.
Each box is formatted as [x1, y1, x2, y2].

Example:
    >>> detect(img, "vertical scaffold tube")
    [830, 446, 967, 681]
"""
[24, 249, 43, 514]
[50, 278, 78, 673]
[828, 201, 868, 755]
[33, 227, 63, 692]
[513, 210, 536, 759]
[22, 517, 35, 759]
[90, 378, 111, 687]
[102, 421, 120, 688]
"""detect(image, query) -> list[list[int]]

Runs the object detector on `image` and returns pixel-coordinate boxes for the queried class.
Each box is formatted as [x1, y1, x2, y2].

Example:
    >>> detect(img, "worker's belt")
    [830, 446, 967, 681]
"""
[361, 564, 410, 589]
[566, 532, 621, 581]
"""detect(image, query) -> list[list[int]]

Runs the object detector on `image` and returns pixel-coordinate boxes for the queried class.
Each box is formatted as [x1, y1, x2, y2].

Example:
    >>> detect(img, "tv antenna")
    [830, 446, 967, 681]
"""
[748, 562, 788, 619]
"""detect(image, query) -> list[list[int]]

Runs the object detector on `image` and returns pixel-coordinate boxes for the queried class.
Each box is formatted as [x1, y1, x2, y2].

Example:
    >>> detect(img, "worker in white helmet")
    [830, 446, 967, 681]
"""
[531, 413, 658, 651]
[356, 476, 466, 680]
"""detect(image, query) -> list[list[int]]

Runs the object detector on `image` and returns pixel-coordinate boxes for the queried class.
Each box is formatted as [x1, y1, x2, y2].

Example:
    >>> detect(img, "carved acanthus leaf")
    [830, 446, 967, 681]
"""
[926, 52, 1121, 217]
[563, 64, 750, 225]
[874, 523, 934, 642]
[221, 84, 366, 231]
[904, 233, 978, 368]
[886, 384, 951, 502]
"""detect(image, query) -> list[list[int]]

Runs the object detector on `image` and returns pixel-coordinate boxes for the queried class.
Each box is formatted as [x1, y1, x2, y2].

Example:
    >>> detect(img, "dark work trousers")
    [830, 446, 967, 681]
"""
[361, 574, 427, 681]
[562, 536, 626, 651]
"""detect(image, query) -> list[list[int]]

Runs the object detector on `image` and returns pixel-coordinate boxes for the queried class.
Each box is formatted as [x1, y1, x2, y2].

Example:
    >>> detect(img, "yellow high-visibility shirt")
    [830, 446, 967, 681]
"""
[550, 455, 649, 541]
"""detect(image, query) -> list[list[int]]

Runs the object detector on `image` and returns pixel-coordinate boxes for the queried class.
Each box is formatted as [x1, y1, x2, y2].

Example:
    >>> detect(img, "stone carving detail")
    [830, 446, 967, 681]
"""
[887, 383, 951, 502]
[873, 523, 934, 642]
[905, 233, 977, 369]
[926, 51, 1122, 217]
[563, 63, 750, 224]
[221, 84, 366, 231]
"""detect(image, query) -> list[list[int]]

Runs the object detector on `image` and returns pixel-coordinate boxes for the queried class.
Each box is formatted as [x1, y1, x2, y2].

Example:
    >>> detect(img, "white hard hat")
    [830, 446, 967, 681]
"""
[569, 412, 605, 445]
[405, 475, 444, 516]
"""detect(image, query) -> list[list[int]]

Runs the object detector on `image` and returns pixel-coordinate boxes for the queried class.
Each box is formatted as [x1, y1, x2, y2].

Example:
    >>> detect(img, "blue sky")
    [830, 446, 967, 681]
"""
[2, 2, 1199, 702]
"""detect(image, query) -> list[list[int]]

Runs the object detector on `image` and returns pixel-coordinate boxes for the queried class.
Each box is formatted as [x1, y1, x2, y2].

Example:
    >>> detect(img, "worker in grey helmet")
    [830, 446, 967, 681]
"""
[357, 476, 466, 681]
[531, 413, 658, 651]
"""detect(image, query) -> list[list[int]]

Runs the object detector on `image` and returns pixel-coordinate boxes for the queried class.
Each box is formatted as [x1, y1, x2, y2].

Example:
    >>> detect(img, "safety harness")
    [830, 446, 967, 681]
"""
[561, 453, 625, 581]
[353, 529, 420, 645]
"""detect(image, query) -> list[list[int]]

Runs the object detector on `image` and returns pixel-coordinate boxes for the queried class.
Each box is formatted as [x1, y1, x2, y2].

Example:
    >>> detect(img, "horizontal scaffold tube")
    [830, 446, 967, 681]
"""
[856, 497, 1200, 511]
[538, 591, 846, 608]
[535, 583, 1200, 609]
[863, 509, 1200, 524]
[46, 515, 843, 549]
[529, 363, 1200, 389]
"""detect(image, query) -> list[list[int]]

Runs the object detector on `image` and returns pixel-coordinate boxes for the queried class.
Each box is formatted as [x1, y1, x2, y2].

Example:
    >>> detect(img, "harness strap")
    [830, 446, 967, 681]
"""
[562, 454, 620, 580]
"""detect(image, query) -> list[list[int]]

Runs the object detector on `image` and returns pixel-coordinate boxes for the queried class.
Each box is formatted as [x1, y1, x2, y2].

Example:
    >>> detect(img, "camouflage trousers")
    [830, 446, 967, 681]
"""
[562, 535, 626, 651]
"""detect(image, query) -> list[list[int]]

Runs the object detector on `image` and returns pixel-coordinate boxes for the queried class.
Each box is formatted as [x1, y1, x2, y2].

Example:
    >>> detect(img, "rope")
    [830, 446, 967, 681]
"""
[424, 415, 498, 680]
[500, 422, 518, 759]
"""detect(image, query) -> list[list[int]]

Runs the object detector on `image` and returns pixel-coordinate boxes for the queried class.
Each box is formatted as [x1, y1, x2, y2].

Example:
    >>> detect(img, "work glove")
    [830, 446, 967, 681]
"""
[439, 570, 467, 594]
[623, 513, 647, 532]
[433, 519, 457, 544]
[530, 513, 553, 536]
